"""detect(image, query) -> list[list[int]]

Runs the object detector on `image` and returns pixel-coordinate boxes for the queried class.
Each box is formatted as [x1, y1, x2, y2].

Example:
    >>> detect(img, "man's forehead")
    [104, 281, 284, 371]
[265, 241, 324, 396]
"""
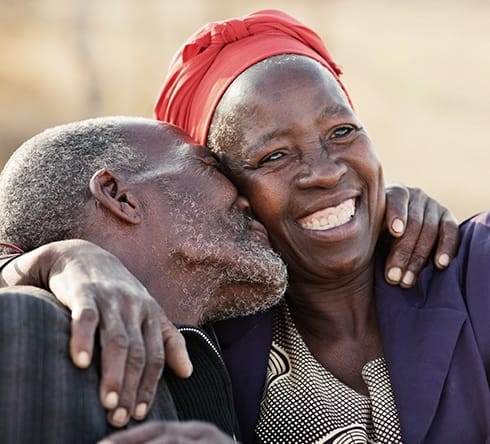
[122, 121, 197, 157]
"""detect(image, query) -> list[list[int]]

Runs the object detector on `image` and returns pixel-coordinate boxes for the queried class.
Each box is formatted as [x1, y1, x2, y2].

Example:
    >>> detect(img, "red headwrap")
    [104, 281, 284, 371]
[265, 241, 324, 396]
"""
[154, 9, 351, 145]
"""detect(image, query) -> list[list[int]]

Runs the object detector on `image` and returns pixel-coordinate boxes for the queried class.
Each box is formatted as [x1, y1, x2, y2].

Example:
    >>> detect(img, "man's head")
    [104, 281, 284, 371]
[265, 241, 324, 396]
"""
[0, 117, 287, 324]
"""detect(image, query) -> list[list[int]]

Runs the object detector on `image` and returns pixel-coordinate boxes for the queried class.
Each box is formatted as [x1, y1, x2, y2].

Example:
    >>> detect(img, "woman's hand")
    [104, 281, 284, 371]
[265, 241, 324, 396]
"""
[383, 184, 459, 287]
[0, 239, 192, 427]
[99, 421, 236, 444]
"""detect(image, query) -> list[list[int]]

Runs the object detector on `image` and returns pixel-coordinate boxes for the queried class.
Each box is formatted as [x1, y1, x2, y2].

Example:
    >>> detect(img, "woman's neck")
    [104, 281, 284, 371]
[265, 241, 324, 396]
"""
[286, 263, 377, 341]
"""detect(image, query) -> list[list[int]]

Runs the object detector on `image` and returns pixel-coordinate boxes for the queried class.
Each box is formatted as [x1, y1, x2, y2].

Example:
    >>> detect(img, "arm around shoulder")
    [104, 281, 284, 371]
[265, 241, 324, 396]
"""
[0, 286, 107, 444]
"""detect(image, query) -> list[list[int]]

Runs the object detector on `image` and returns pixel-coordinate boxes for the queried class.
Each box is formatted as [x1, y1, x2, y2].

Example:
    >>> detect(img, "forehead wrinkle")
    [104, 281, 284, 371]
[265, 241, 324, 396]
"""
[130, 147, 189, 183]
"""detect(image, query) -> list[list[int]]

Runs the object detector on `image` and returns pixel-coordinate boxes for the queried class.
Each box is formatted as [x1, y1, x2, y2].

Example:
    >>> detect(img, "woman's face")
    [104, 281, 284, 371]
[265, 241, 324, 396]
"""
[210, 56, 386, 282]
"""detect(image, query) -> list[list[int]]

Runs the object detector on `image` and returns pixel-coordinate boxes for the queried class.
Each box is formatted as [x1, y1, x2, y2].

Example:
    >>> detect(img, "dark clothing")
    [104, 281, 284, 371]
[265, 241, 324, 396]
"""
[163, 326, 239, 439]
[0, 288, 107, 444]
[215, 212, 490, 444]
[214, 309, 273, 444]
[0, 288, 238, 443]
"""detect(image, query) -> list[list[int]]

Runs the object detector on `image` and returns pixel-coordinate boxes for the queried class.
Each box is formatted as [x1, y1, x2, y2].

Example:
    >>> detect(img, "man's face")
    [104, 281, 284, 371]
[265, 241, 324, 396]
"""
[127, 122, 287, 323]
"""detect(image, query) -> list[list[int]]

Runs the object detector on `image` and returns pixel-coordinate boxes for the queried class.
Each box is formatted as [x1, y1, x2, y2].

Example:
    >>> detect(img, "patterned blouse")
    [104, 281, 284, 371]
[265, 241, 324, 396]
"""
[255, 300, 402, 444]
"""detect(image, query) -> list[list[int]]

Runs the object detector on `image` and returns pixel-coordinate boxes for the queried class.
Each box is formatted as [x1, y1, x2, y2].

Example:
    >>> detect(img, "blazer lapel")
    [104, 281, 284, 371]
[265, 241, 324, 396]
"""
[376, 282, 466, 444]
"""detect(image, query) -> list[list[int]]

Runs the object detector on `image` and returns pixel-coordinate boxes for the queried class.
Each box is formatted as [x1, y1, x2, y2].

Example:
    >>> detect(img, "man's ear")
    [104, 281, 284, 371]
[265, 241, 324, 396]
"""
[89, 168, 142, 225]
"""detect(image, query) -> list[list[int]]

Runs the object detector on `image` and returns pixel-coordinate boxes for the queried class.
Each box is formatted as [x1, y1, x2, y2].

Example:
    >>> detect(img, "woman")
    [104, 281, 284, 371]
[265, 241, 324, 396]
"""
[155, 9, 490, 443]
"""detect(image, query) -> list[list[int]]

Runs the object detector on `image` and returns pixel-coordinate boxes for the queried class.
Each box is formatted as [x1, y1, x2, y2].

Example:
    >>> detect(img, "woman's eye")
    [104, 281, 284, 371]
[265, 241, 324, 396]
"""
[260, 151, 284, 164]
[330, 126, 355, 139]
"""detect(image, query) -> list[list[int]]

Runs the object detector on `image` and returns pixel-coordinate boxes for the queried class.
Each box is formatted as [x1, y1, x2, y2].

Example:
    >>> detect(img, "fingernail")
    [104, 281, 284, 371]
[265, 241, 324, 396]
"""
[134, 402, 148, 419]
[112, 407, 128, 426]
[402, 271, 415, 286]
[387, 267, 402, 283]
[76, 351, 90, 368]
[391, 218, 404, 234]
[438, 253, 450, 267]
[105, 391, 119, 409]
[185, 360, 193, 378]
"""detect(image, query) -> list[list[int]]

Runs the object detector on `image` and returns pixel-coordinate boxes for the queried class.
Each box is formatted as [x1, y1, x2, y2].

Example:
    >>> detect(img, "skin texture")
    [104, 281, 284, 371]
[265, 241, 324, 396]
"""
[0, 118, 287, 429]
[210, 55, 398, 393]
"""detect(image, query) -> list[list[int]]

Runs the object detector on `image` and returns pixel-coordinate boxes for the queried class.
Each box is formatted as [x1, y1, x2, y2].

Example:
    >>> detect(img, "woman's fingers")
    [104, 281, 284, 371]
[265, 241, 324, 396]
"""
[69, 300, 99, 368]
[161, 312, 192, 379]
[0, 240, 193, 423]
[99, 312, 130, 416]
[132, 311, 166, 421]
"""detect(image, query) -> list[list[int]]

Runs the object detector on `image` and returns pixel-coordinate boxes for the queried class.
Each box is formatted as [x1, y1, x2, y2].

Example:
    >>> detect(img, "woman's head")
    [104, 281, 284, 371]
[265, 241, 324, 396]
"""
[156, 10, 385, 281]
[209, 55, 386, 280]
[155, 9, 350, 146]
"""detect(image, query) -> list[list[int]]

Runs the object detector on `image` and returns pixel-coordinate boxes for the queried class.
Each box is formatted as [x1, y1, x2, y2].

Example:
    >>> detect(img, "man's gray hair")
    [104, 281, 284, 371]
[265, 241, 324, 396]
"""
[0, 117, 147, 253]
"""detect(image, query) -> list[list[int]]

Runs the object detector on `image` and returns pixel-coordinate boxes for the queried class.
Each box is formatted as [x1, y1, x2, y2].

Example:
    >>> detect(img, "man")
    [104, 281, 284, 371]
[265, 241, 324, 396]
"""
[0, 116, 287, 443]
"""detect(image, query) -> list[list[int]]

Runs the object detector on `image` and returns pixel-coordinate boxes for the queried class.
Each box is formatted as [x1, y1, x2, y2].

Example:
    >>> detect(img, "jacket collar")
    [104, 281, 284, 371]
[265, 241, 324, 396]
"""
[375, 265, 465, 444]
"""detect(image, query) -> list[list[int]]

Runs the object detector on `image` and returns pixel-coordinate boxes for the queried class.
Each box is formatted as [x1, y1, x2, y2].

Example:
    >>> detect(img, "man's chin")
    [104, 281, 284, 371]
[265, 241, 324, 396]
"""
[200, 273, 287, 324]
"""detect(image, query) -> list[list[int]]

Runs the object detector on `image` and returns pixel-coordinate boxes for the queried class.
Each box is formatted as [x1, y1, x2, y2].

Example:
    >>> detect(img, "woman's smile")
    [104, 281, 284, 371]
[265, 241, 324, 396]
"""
[297, 197, 356, 231]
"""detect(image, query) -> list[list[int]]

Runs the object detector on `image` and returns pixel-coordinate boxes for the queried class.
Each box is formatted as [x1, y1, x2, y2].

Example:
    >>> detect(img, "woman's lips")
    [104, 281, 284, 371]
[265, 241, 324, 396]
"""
[297, 198, 356, 231]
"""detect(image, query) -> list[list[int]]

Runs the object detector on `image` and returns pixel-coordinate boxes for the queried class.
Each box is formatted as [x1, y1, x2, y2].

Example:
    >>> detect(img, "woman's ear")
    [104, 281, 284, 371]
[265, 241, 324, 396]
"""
[89, 168, 142, 225]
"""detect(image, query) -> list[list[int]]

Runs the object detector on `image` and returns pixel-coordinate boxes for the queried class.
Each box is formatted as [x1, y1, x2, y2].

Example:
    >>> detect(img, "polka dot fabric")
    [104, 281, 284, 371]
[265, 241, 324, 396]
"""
[255, 300, 402, 443]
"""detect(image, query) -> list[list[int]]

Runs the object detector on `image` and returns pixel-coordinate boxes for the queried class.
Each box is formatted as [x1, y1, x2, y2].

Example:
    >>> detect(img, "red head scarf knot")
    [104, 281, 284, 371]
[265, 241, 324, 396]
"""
[155, 9, 352, 145]
[217, 20, 250, 44]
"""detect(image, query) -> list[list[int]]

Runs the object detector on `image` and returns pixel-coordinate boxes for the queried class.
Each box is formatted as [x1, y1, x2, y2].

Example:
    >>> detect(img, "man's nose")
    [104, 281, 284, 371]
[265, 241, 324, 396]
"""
[234, 195, 252, 216]
[296, 155, 347, 190]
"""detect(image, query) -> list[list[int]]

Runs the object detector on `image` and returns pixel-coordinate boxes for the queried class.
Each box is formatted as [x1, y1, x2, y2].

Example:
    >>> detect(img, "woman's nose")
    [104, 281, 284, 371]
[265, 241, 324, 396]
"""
[296, 156, 347, 189]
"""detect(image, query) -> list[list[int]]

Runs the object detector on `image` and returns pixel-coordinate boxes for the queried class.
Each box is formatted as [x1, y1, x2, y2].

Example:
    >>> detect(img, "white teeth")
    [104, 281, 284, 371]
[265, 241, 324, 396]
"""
[299, 199, 355, 231]
[327, 214, 337, 226]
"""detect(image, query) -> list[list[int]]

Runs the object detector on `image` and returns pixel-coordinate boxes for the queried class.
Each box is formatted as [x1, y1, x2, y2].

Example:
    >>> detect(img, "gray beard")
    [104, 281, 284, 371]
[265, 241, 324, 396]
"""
[165, 190, 287, 324]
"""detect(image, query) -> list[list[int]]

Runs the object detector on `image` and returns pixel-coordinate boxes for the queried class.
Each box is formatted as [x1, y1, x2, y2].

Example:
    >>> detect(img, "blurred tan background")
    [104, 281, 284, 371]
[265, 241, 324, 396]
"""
[1, 0, 489, 221]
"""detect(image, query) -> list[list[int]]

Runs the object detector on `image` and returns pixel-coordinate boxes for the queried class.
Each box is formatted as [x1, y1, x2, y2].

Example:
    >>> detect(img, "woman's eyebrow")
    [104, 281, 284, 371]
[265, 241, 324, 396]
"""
[258, 128, 288, 146]
[320, 104, 352, 119]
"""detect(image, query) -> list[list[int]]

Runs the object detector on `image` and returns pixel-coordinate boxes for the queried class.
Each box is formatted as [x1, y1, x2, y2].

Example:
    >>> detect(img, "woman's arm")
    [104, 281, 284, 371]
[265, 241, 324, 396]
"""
[0, 239, 192, 427]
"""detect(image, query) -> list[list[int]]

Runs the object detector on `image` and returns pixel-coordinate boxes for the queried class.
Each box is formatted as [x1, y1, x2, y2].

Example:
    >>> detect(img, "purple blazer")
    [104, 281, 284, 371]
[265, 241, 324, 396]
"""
[214, 212, 490, 444]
